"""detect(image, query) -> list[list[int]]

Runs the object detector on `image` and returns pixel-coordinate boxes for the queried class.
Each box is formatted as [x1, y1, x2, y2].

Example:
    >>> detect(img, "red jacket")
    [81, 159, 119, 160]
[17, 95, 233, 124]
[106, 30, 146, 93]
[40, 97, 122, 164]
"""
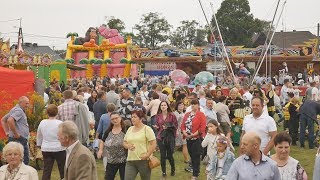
[181, 110, 206, 139]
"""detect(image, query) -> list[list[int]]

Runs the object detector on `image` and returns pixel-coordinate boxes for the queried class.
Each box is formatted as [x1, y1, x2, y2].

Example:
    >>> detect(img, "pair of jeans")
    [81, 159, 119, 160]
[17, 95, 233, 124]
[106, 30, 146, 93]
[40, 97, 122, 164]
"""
[124, 160, 151, 180]
[105, 162, 126, 180]
[157, 140, 175, 174]
[42, 151, 66, 180]
[8, 136, 29, 165]
[187, 138, 202, 177]
[299, 114, 315, 148]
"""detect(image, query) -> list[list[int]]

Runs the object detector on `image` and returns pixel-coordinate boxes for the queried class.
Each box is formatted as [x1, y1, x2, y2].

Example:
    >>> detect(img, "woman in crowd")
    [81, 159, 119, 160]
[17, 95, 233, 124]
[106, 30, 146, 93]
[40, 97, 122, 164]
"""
[155, 101, 178, 177]
[97, 112, 127, 180]
[271, 132, 307, 180]
[123, 109, 157, 180]
[181, 99, 206, 180]
[213, 90, 223, 103]
[206, 136, 235, 180]
[0, 142, 38, 179]
[265, 83, 276, 117]
[173, 101, 189, 163]
[145, 92, 161, 133]
[87, 89, 98, 112]
[215, 96, 231, 138]
[226, 88, 244, 120]
[36, 104, 65, 180]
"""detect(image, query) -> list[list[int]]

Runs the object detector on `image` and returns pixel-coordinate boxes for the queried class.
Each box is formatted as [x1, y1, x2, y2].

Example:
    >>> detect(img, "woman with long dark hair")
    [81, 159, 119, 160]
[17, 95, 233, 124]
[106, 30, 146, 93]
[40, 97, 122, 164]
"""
[87, 89, 98, 112]
[97, 112, 127, 180]
[154, 101, 178, 177]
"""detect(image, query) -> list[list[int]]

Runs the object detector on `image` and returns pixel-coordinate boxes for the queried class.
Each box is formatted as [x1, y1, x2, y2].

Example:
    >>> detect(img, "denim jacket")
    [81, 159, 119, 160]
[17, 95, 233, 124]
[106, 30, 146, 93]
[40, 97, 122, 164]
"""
[207, 148, 235, 179]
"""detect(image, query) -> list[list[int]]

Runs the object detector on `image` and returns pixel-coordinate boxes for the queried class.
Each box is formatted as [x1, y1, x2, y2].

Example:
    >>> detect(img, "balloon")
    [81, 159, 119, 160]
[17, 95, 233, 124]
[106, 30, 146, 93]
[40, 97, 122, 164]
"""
[170, 69, 189, 86]
[194, 71, 214, 85]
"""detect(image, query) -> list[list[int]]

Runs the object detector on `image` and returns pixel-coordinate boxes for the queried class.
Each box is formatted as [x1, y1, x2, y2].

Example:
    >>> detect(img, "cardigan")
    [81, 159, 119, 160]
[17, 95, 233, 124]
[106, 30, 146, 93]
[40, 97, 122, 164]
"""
[181, 110, 206, 139]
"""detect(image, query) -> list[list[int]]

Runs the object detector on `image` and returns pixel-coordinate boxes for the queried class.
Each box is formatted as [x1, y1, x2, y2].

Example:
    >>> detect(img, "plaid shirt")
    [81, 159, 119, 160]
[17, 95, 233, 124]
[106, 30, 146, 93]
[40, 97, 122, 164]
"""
[58, 99, 76, 121]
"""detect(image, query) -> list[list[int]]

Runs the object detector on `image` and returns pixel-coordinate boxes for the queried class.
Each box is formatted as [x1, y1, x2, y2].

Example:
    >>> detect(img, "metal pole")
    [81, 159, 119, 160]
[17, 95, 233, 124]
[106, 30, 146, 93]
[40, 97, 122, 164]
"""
[269, 45, 272, 80]
[251, 1, 287, 85]
[210, 2, 236, 82]
[252, 0, 281, 78]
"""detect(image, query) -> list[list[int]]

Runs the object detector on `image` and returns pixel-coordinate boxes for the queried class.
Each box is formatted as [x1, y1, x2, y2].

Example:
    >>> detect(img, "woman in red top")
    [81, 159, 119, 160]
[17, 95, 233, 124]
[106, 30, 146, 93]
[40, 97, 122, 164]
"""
[181, 99, 206, 180]
[155, 101, 178, 177]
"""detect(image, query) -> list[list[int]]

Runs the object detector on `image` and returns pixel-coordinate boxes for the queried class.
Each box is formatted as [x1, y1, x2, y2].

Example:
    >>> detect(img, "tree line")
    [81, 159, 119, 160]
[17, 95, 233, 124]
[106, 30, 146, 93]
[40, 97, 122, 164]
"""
[107, 0, 269, 49]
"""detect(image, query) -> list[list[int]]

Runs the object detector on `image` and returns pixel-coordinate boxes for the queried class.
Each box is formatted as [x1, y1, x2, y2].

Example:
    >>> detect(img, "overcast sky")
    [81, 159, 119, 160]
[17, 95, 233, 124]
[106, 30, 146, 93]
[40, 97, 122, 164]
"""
[1, 0, 319, 50]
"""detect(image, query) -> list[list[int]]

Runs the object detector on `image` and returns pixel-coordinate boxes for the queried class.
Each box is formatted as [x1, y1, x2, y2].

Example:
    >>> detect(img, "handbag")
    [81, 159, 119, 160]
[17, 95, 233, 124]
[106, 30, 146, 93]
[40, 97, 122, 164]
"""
[144, 126, 160, 169]
[148, 154, 160, 169]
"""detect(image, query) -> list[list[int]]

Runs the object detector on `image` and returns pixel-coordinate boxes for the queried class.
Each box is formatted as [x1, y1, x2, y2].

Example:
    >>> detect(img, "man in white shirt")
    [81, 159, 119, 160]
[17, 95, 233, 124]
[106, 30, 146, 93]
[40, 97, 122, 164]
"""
[242, 85, 252, 107]
[280, 79, 290, 105]
[240, 96, 277, 155]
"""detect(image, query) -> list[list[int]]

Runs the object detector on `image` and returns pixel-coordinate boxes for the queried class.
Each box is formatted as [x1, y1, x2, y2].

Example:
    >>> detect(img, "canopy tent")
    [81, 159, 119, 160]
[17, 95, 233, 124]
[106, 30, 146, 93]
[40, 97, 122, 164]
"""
[0, 67, 35, 138]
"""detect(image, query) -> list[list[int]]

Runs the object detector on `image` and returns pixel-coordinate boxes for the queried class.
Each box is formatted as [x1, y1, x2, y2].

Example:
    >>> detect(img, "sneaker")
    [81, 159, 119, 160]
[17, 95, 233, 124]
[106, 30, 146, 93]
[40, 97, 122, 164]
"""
[184, 167, 193, 173]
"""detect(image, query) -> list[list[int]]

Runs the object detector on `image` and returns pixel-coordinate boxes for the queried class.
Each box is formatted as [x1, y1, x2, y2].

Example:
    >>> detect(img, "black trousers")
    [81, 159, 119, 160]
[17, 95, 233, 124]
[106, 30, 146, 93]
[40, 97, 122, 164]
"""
[186, 138, 202, 177]
[42, 151, 66, 180]
[157, 140, 175, 174]
[105, 162, 126, 180]
[289, 118, 299, 144]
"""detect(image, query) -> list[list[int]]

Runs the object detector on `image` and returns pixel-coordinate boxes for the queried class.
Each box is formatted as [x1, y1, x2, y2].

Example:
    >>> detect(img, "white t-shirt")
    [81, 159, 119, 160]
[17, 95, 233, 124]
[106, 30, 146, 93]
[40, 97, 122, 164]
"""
[36, 119, 65, 152]
[242, 114, 277, 151]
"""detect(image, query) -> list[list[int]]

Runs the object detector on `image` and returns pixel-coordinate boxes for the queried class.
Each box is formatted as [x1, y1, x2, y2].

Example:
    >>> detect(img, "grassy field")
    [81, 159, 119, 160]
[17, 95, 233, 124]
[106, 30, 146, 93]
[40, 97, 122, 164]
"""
[35, 145, 317, 180]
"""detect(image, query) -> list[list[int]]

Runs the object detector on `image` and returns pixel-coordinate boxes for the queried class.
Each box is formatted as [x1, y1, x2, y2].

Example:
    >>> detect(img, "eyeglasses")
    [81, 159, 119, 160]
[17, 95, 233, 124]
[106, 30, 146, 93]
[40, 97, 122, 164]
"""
[132, 106, 143, 111]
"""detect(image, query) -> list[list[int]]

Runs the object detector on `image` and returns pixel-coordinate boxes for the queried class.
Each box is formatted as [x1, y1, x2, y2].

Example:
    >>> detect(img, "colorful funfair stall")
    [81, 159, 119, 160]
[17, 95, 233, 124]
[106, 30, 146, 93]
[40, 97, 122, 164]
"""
[65, 25, 137, 79]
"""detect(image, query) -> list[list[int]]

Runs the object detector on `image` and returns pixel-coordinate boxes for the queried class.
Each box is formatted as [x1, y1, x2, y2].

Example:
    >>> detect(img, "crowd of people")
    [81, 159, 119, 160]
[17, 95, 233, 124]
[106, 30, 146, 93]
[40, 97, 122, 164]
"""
[1, 73, 320, 180]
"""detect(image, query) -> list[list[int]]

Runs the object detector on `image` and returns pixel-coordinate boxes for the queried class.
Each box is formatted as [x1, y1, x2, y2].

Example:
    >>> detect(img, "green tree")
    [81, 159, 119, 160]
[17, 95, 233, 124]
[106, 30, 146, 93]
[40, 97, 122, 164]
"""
[134, 12, 172, 49]
[194, 28, 208, 47]
[107, 17, 126, 33]
[213, 0, 269, 47]
[170, 20, 200, 49]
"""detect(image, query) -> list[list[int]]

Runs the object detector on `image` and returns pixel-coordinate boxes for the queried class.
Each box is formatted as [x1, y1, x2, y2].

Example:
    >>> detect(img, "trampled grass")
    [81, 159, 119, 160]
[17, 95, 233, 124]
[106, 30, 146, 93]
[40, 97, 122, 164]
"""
[36, 145, 317, 180]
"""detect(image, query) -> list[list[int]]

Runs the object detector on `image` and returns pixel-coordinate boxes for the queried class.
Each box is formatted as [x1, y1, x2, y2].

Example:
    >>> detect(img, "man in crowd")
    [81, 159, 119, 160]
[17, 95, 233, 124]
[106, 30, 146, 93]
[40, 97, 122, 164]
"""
[58, 121, 97, 180]
[298, 100, 320, 149]
[241, 96, 277, 155]
[106, 84, 120, 108]
[57, 90, 89, 145]
[242, 85, 252, 107]
[280, 79, 290, 105]
[227, 132, 280, 179]
[1, 96, 30, 165]
[93, 91, 107, 130]
[118, 88, 134, 121]
[203, 98, 217, 123]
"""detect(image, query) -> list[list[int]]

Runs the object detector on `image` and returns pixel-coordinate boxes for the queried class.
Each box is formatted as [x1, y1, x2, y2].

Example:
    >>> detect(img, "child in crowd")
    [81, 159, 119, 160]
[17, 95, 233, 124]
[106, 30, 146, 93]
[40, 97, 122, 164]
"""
[88, 120, 95, 147]
[283, 92, 295, 131]
[206, 136, 235, 180]
[201, 120, 221, 169]
[288, 97, 300, 145]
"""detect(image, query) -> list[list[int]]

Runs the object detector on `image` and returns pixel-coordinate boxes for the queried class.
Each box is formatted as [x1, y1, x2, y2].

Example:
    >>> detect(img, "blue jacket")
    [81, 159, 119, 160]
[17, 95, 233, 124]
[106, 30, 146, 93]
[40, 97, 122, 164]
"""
[207, 148, 235, 179]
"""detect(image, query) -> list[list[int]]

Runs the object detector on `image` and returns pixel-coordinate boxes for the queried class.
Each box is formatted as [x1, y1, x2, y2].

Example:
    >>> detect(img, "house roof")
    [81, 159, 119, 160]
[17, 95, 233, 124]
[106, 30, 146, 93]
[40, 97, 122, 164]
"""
[16, 43, 61, 60]
[252, 31, 317, 48]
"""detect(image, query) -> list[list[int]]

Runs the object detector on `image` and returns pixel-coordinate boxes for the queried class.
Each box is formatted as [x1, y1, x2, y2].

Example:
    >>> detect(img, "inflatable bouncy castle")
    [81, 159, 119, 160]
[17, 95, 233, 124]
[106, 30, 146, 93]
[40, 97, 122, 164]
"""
[64, 25, 137, 79]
